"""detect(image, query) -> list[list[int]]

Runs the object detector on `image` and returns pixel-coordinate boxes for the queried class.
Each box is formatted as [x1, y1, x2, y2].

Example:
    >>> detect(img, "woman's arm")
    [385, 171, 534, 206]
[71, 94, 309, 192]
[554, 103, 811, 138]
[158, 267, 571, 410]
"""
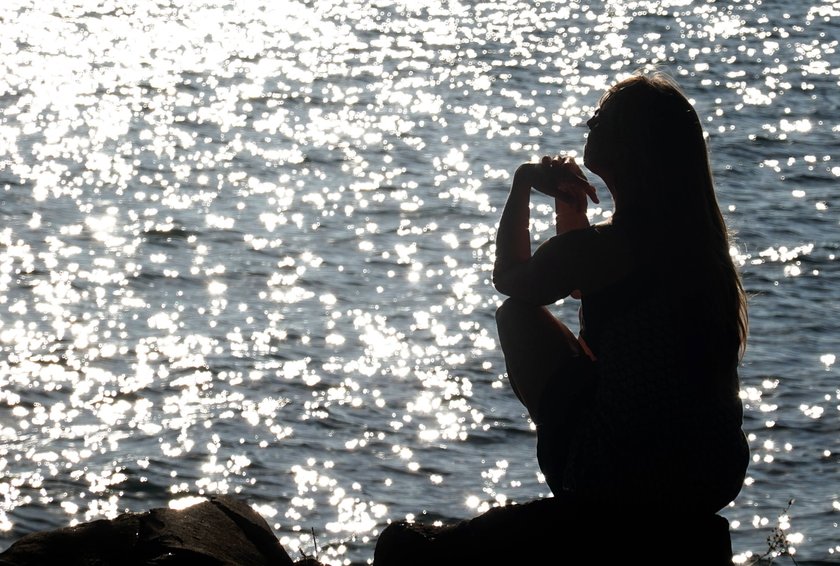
[493, 164, 537, 285]
[493, 157, 599, 301]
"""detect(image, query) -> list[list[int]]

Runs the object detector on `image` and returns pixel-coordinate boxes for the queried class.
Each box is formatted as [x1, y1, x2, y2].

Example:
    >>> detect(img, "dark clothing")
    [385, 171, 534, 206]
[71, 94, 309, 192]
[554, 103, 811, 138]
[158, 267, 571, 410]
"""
[528, 223, 749, 514]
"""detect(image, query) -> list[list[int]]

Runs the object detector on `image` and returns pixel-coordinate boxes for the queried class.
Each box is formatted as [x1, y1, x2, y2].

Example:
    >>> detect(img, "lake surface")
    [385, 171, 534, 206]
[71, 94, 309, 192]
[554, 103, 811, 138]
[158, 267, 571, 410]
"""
[1, 0, 839, 563]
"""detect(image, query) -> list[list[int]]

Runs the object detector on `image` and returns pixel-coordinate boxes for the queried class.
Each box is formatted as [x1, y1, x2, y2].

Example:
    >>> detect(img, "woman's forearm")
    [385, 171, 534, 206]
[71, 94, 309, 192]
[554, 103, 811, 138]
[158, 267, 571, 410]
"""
[554, 195, 590, 235]
[493, 167, 534, 289]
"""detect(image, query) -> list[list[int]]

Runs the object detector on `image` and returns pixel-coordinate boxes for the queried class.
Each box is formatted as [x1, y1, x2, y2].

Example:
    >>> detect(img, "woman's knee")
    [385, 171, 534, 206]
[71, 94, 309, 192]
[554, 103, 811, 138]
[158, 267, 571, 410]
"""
[495, 297, 536, 329]
[496, 298, 576, 346]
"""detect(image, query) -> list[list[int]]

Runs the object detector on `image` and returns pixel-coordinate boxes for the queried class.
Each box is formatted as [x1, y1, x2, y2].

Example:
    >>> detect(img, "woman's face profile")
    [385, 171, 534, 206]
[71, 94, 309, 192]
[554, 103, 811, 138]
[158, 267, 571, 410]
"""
[582, 102, 613, 181]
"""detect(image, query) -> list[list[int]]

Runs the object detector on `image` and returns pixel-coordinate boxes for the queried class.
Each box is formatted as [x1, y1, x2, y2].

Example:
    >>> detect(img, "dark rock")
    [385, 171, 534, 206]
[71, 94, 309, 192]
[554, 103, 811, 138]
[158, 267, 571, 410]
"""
[0, 495, 309, 566]
[373, 498, 736, 565]
[0, 494, 735, 565]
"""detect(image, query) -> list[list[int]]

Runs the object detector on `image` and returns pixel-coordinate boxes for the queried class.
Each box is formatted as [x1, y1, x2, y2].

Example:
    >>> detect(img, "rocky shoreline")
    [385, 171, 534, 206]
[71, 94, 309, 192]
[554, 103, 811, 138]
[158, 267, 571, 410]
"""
[0, 495, 302, 566]
[0, 495, 738, 565]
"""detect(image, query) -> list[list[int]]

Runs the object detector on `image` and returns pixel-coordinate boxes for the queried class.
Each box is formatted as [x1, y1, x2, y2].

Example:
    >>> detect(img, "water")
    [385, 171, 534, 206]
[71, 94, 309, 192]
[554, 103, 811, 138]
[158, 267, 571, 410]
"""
[0, 0, 838, 563]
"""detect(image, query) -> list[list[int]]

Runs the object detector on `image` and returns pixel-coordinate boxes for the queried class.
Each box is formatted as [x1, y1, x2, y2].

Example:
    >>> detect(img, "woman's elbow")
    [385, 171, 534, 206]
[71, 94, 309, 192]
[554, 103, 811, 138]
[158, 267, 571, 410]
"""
[491, 271, 512, 296]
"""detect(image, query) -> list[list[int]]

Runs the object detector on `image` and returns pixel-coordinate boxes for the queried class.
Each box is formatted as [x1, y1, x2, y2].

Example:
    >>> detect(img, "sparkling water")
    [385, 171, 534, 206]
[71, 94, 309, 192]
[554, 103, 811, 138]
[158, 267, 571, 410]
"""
[1, 1, 838, 563]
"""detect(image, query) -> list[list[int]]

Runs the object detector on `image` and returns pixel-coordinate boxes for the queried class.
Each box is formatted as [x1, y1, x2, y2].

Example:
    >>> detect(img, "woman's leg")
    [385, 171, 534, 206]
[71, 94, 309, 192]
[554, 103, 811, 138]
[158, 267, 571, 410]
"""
[494, 297, 583, 424]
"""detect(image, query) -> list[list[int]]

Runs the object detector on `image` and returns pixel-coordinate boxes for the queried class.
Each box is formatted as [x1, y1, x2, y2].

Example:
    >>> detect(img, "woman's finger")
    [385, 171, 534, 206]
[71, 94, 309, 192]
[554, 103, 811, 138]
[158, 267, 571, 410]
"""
[547, 161, 599, 205]
[557, 176, 587, 205]
[582, 182, 599, 204]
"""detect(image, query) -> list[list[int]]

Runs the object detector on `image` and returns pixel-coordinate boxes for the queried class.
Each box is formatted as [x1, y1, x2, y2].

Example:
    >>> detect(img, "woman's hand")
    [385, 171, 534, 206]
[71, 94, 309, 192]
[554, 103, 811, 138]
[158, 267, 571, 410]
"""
[546, 155, 598, 203]
[516, 155, 598, 206]
[516, 155, 598, 234]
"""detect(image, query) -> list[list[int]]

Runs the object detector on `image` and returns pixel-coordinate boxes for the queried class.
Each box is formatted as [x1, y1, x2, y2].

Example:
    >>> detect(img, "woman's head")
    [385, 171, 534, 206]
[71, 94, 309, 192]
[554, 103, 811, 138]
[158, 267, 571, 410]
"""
[584, 73, 711, 219]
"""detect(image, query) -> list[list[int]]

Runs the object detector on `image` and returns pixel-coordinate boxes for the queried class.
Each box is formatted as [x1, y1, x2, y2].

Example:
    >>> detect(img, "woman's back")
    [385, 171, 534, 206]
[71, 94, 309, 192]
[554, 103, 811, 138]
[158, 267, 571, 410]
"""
[562, 226, 749, 513]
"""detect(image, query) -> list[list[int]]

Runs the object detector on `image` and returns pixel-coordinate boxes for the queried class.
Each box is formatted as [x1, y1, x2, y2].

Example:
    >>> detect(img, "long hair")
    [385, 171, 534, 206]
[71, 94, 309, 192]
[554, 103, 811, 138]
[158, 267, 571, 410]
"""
[598, 72, 748, 359]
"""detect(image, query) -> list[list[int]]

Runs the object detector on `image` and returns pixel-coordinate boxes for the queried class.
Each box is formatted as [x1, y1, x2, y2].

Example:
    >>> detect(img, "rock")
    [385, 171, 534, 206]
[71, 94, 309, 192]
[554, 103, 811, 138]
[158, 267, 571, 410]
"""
[373, 498, 736, 565]
[0, 495, 312, 566]
[0, 494, 735, 565]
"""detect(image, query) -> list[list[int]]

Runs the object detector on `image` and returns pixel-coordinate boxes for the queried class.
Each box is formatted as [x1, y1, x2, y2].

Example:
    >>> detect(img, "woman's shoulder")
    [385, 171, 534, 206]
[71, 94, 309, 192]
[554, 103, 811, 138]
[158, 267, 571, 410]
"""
[541, 221, 635, 295]
[591, 219, 625, 238]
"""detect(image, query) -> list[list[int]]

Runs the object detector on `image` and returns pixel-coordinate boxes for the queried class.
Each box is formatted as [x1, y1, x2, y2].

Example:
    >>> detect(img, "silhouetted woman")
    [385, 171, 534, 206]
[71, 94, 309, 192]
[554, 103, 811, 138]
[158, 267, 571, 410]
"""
[493, 72, 749, 515]
[374, 72, 749, 565]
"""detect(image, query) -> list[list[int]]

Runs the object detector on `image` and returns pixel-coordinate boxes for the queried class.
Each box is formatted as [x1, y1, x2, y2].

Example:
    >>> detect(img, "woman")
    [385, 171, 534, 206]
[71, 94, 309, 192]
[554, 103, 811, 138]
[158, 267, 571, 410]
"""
[374, 72, 749, 564]
[493, 71, 750, 514]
